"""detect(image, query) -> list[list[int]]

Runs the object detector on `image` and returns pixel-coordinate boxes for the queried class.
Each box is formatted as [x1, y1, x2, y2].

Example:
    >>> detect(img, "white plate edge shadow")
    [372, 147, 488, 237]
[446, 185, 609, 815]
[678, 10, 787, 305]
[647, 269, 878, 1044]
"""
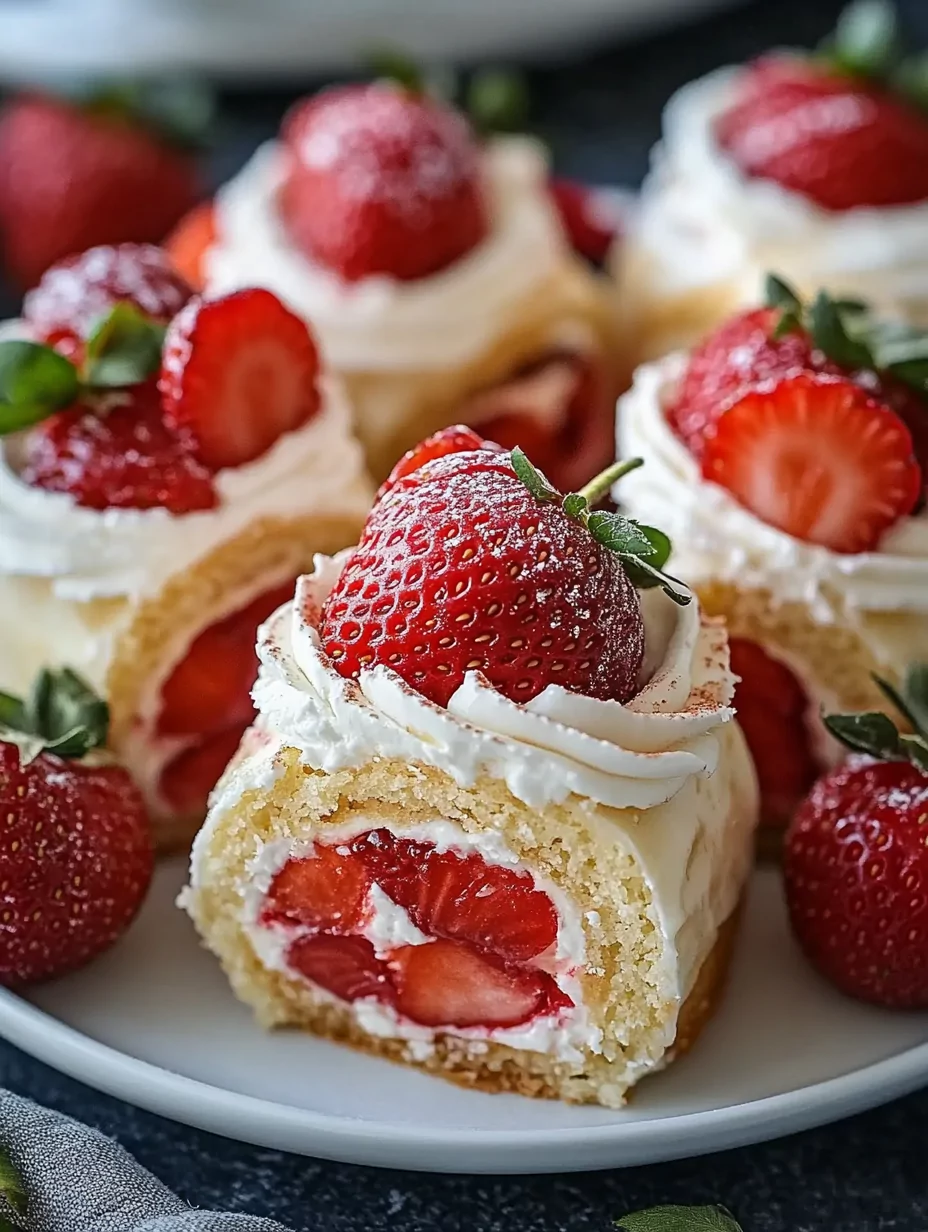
[2, 985, 928, 1174]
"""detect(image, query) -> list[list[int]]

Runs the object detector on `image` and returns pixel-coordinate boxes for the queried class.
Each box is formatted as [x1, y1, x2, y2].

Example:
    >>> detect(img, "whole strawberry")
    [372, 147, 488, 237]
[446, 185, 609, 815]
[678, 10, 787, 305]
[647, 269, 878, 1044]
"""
[0, 669, 153, 986]
[278, 82, 488, 283]
[785, 666, 928, 1008]
[0, 89, 203, 289]
[322, 428, 688, 708]
[715, 2, 928, 211]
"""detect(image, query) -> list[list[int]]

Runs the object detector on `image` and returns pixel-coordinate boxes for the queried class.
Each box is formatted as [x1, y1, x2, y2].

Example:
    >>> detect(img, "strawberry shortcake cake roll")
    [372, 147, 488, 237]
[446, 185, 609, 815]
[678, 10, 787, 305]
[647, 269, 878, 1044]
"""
[167, 82, 620, 492]
[617, 1, 928, 360]
[0, 243, 372, 848]
[184, 430, 758, 1106]
[617, 276, 928, 843]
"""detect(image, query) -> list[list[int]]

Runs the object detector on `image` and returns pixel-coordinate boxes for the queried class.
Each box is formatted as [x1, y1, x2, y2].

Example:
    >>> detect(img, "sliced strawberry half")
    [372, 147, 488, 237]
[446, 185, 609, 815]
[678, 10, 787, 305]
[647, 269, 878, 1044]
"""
[159, 287, 322, 471]
[701, 372, 922, 553]
[263, 844, 371, 934]
[351, 830, 559, 964]
[287, 934, 397, 1005]
[158, 581, 294, 738]
[159, 724, 246, 815]
[390, 938, 568, 1029]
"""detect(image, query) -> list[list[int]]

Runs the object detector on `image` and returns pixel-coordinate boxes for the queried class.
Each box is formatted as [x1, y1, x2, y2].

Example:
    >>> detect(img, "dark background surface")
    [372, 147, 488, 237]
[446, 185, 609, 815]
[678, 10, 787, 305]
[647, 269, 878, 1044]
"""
[5, 0, 928, 1226]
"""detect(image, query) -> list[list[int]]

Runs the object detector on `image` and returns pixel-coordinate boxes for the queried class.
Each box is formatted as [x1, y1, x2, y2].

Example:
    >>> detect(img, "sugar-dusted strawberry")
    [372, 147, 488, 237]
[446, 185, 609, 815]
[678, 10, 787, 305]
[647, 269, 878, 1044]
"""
[350, 829, 558, 963]
[158, 581, 294, 738]
[20, 381, 217, 514]
[701, 371, 921, 553]
[0, 92, 201, 289]
[729, 638, 821, 830]
[288, 934, 396, 1005]
[0, 669, 152, 986]
[263, 844, 371, 934]
[466, 351, 615, 494]
[23, 243, 192, 361]
[715, 0, 928, 212]
[321, 448, 688, 709]
[378, 425, 499, 499]
[278, 83, 488, 283]
[549, 179, 621, 266]
[159, 288, 322, 471]
[390, 938, 568, 1029]
[785, 665, 928, 1007]
[165, 201, 217, 292]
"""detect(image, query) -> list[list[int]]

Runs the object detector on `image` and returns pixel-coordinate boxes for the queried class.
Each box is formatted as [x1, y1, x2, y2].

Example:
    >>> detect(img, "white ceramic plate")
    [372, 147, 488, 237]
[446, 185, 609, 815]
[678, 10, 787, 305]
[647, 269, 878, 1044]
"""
[0, 0, 744, 81]
[1, 860, 928, 1173]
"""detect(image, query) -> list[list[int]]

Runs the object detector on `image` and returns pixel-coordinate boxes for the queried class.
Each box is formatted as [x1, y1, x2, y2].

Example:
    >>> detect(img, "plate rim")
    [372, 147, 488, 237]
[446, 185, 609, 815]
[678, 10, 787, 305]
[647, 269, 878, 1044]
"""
[2, 984, 928, 1173]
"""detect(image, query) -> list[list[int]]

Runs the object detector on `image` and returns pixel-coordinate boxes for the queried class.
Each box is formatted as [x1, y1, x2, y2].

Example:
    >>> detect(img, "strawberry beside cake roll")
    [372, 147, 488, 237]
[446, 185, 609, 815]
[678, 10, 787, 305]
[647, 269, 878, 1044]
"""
[183, 431, 758, 1106]
[0, 244, 372, 848]
[617, 1, 928, 360]
[616, 277, 928, 842]
[167, 82, 620, 492]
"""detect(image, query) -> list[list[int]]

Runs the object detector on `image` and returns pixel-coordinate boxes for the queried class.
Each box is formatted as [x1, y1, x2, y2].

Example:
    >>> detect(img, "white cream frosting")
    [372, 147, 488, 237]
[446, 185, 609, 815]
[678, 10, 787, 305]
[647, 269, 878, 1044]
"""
[617, 351, 928, 668]
[250, 551, 738, 813]
[232, 819, 598, 1064]
[633, 65, 928, 317]
[205, 135, 569, 373]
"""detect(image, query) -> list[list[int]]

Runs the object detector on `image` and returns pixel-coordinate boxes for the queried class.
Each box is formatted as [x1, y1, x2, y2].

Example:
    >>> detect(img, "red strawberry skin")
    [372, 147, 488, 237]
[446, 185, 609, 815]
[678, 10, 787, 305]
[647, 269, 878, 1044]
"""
[320, 450, 645, 708]
[159, 288, 321, 472]
[701, 372, 921, 553]
[549, 179, 619, 265]
[785, 756, 928, 1007]
[159, 726, 246, 817]
[278, 83, 488, 283]
[0, 744, 153, 986]
[0, 95, 200, 289]
[20, 381, 217, 515]
[23, 243, 192, 357]
[716, 57, 928, 211]
[165, 201, 217, 292]
[378, 425, 498, 499]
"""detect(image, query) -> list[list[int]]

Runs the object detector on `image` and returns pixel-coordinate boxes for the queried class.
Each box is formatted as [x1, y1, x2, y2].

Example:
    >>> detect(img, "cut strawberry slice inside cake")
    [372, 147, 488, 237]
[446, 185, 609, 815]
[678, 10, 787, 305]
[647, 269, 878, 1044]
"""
[183, 429, 757, 1105]
[617, 275, 928, 846]
[165, 82, 621, 490]
[0, 243, 373, 848]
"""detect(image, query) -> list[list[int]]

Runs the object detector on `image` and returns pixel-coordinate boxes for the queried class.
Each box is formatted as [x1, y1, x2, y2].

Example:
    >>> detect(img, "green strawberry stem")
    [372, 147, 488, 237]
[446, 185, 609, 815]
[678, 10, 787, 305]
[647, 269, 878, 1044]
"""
[577, 456, 644, 509]
[819, 0, 928, 112]
[0, 668, 110, 765]
[823, 663, 928, 773]
[0, 304, 166, 437]
[510, 447, 691, 606]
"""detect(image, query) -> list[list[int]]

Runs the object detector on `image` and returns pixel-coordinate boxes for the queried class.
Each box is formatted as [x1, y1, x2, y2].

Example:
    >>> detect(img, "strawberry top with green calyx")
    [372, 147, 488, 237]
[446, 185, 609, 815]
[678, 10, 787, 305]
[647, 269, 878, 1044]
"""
[0, 302, 167, 438]
[0, 667, 111, 766]
[823, 663, 928, 774]
[322, 437, 685, 709]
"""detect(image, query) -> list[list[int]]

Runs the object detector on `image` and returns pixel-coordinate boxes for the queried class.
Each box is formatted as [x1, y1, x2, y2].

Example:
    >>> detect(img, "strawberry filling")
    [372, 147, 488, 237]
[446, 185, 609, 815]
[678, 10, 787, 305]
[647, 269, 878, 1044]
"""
[260, 830, 575, 1032]
[464, 350, 614, 494]
[729, 638, 823, 831]
[156, 580, 295, 814]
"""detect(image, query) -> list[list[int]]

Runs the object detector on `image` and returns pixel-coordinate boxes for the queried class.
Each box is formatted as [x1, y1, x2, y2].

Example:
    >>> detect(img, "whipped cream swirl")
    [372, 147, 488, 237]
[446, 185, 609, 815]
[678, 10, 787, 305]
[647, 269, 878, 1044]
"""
[252, 551, 738, 812]
[0, 380, 369, 603]
[634, 65, 928, 314]
[206, 136, 568, 372]
[617, 352, 928, 624]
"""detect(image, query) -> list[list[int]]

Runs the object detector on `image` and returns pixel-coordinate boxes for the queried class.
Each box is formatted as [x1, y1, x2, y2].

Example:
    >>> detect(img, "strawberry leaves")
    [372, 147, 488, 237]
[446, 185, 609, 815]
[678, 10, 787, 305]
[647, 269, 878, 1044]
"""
[763, 272, 928, 397]
[0, 305, 166, 436]
[0, 1146, 26, 1232]
[0, 668, 110, 765]
[824, 662, 928, 773]
[616, 1207, 743, 1232]
[821, 0, 928, 110]
[510, 448, 691, 606]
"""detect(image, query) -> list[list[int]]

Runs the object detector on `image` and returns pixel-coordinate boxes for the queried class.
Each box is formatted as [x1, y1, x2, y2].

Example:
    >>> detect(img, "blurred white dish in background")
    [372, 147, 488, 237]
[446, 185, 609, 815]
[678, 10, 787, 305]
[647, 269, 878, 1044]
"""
[0, 0, 743, 82]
